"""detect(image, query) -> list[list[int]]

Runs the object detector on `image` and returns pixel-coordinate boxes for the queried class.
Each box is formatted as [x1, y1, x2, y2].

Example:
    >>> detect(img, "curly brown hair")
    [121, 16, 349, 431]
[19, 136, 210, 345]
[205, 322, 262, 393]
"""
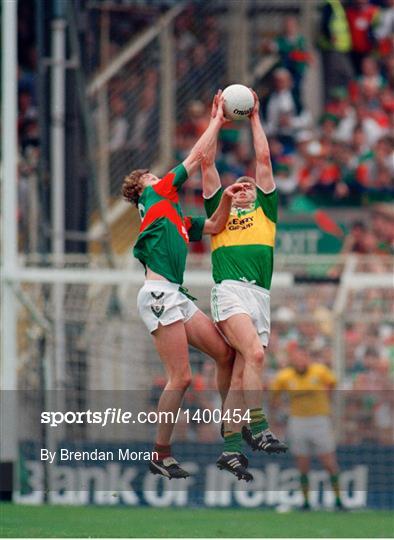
[121, 168, 149, 206]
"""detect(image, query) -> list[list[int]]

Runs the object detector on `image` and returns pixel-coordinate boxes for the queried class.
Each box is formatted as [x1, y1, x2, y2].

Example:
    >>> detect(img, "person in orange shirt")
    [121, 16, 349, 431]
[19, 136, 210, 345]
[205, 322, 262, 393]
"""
[271, 343, 345, 510]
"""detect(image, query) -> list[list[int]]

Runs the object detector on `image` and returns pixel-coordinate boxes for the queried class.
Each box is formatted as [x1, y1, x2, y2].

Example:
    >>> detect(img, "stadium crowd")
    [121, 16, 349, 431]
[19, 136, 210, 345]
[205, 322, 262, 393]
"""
[17, 0, 41, 251]
[175, 0, 393, 213]
[17, 1, 393, 222]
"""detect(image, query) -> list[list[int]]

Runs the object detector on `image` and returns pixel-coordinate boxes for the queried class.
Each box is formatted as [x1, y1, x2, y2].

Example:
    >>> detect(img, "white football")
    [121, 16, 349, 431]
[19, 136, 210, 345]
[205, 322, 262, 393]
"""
[222, 84, 254, 120]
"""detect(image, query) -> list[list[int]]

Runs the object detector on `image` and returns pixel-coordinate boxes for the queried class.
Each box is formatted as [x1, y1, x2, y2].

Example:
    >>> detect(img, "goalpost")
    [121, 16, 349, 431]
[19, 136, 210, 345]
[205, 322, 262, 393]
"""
[1, 0, 18, 497]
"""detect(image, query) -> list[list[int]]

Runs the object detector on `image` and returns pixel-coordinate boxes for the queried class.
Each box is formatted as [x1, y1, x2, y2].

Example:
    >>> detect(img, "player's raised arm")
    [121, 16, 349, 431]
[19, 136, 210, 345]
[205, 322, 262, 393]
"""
[203, 183, 244, 234]
[249, 90, 276, 194]
[182, 92, 227, 178]
[201, 92, 223, 198]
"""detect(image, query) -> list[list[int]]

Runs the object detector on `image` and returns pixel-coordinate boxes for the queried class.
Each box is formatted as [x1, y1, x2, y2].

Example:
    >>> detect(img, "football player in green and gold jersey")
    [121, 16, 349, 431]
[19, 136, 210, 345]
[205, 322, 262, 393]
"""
[202, 90, 287, 481]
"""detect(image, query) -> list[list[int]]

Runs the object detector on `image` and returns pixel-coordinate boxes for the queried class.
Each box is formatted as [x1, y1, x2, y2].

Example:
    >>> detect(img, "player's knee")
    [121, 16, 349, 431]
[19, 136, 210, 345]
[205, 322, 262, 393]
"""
[171, 371, 192, 390]
[215, 344, 234, 368]
[248, 347, 265, 369]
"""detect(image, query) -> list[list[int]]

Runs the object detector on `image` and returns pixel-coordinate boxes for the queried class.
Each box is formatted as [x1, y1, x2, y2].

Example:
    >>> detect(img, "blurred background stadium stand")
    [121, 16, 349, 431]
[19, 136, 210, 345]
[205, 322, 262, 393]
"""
[1, 0, 393, 506]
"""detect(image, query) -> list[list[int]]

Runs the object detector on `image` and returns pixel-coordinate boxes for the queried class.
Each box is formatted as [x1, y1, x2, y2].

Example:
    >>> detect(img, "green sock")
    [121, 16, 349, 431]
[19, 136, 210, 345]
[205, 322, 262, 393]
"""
[249, 407, 269, 436]
[224, 431, 242, 453]
[330, 474, 342, 504]
[300, 473, 309, 504]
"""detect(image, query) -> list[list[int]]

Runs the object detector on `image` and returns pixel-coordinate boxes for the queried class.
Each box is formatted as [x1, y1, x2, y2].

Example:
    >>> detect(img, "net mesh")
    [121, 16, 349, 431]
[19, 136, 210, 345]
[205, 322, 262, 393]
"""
[15, 271, 394, 446]
[88, 40, 161, 206]
[84, 1, 231, 217]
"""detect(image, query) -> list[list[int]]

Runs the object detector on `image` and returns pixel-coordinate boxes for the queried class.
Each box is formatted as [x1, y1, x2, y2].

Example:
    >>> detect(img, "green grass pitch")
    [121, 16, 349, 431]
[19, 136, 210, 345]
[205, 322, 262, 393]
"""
[1, 504, 393, 538]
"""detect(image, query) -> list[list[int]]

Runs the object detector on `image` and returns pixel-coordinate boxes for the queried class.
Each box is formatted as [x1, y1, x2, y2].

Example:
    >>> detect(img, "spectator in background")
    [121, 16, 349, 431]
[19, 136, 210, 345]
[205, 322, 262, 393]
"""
[325, 86, 353, 122]
[381, 84, 394, 118]
[18, 53, 37, 104]
[189, 45, 210, 102]
[319, 0, 354, 102]
[346, 0, 380, 74]
[265, 68, 311, 145]
[355, 135, 393, 193]
[353, 348, 392, 392]
[335, 102, 387, 147]
[294, 130, 316, 161]
[109, 96, 129, 152]
[176, 56, 194, 120]
[178, 100, 209, 140]
[375, 0, 394, 57]
[352, 123, 371, 156]
[319, 112, 340, 144]
[297, 140, 341, 199]
[18, 90, 37, 135]
[129, 87, 158, 165]
[360, 55, 386, 89]
[331, 139, 360, 201]
[372, 204, 394, 254]
[264, 16, 311, 107]
[205, 29, 226, 97]
[358, 79, 391, 142]
[349, 55, 386, 102]
[108, 94, 131, 189]
[355, 229, 380, 258]
[352, 124, 374, 196]
[268, 136, 287, 168]
[383, 53, 394, 90]
[273, 162, 298, 205]
[341, 221, 369, 253]
[373, 135, 394, 176]
[20, 119, 40, 153]
[174, 11, 198, 55]
[361, 79, 387, 117]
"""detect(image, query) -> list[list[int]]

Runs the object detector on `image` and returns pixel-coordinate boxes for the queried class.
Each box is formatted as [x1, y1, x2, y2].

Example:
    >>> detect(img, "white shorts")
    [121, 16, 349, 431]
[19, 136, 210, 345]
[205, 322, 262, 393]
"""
[211, 280, 270, 346]
[137, 281, 198, 334]
[288, 416, 336, 456]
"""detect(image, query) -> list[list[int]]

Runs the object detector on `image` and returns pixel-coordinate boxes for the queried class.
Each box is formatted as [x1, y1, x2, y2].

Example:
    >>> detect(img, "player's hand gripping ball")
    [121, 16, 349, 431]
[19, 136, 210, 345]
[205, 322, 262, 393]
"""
[222, 84, 254, 120]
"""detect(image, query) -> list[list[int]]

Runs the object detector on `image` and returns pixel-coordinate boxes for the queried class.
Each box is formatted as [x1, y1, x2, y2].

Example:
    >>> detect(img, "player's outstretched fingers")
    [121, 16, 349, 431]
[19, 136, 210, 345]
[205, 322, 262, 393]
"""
[249, 89, 260, 116]
[217, 94, 230, 124]
[211, 93, 219, 118]
[224, 183, 245, 198]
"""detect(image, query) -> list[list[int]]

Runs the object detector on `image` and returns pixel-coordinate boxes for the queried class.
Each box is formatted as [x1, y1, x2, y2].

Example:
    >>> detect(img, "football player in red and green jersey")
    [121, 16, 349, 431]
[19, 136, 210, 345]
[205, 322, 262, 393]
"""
[122, 95, 242, 479]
